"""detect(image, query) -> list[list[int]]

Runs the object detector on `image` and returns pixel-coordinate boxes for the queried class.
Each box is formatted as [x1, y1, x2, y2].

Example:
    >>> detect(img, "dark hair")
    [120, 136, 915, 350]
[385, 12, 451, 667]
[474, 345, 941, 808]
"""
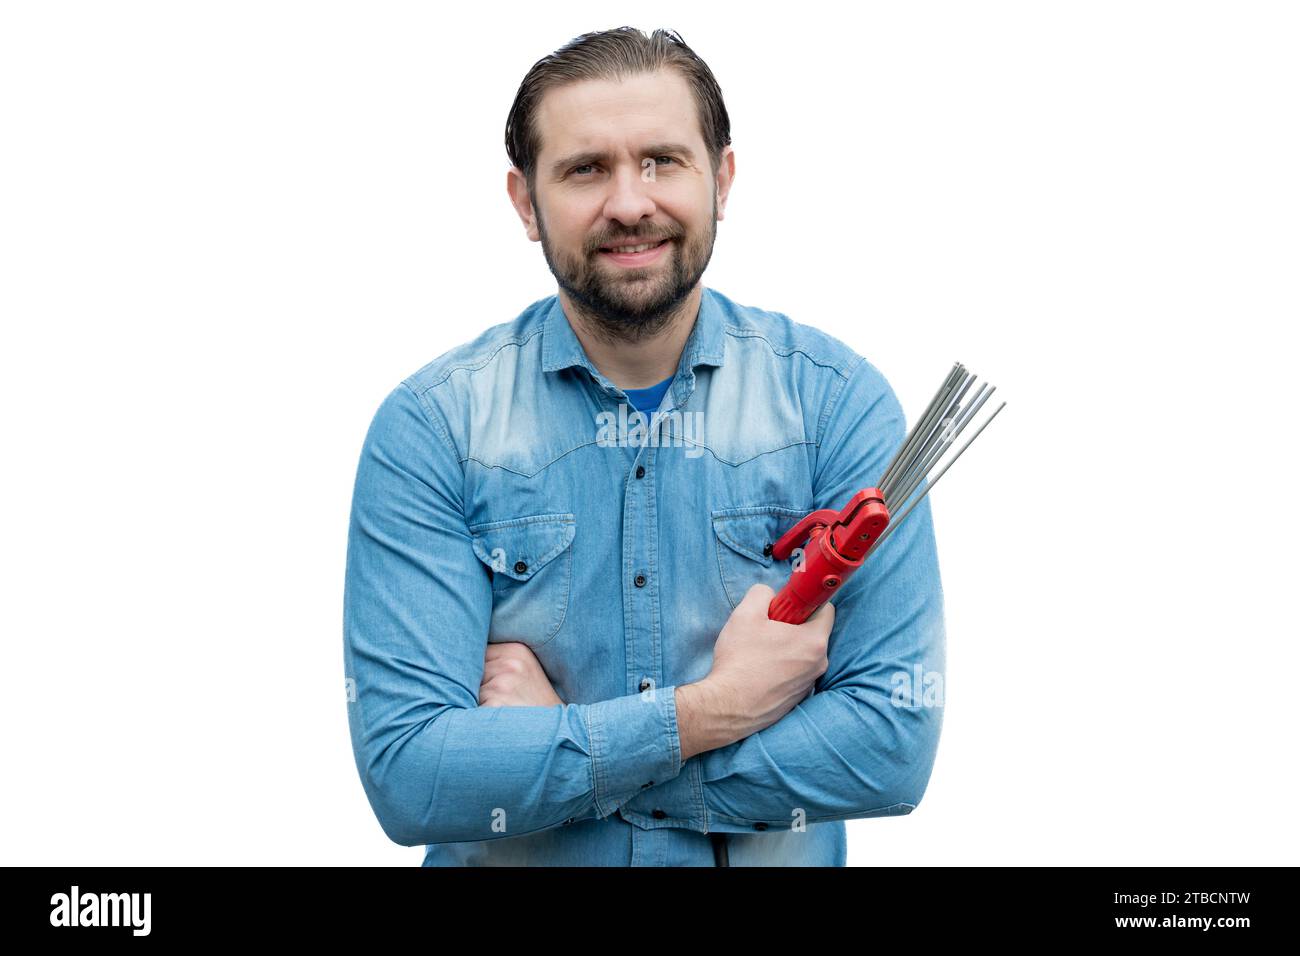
[505, 26, 731, 192]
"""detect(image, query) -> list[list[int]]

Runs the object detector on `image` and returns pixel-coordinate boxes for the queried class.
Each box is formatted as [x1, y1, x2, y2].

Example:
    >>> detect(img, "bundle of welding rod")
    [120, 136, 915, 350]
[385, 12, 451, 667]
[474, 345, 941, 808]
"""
[864, 361, 1006, 558]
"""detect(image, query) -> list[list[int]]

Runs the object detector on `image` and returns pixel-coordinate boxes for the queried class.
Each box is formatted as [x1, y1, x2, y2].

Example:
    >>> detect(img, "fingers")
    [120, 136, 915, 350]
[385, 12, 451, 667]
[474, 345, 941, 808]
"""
[743, 582, 835, 632]
[484, 641, 533, 662]
[482, 655, 524, 682]
[805, 598, 836, 634]
[741, 582, 776, 614]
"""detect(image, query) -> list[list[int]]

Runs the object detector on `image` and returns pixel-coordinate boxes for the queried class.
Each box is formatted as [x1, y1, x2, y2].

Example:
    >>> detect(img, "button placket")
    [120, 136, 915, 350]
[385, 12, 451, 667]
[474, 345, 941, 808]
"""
[624, 435, 663, 864]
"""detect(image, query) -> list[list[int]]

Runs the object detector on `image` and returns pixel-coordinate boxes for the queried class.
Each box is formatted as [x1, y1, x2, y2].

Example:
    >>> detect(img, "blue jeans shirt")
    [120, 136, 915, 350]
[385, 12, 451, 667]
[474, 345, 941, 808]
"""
[343, 286, 947, 865]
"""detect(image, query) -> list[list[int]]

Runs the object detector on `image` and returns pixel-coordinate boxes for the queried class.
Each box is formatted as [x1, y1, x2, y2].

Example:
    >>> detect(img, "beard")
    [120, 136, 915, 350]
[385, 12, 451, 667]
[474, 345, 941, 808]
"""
[535, 192, 718, 345]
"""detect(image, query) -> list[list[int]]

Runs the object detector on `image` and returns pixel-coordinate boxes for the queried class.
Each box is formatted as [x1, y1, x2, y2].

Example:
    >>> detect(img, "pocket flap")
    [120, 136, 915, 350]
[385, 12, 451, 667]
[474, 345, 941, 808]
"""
[710, 506, 808, 566]
[470, 513, 576, 582]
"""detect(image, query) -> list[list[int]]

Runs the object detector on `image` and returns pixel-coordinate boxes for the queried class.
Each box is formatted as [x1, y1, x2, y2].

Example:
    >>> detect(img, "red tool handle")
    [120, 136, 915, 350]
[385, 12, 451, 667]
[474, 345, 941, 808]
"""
[766, 489, 890, 624]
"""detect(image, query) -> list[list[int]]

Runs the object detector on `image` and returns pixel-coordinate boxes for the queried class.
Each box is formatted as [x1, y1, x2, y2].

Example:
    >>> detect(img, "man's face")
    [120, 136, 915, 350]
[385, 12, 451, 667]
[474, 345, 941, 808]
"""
[512, 69, 733, 341]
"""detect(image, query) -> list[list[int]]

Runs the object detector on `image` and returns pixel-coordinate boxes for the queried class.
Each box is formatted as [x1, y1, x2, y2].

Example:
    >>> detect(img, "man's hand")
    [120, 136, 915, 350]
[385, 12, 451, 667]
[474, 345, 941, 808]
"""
[479, 642, 565, 707]
[676, 583, 835, 761]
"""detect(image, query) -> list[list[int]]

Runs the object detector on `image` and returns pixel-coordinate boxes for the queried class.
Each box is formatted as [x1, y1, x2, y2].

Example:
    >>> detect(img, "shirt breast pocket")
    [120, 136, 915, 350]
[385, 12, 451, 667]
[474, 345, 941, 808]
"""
[469, 512, 576, 649]
[710, 505, 808, 611]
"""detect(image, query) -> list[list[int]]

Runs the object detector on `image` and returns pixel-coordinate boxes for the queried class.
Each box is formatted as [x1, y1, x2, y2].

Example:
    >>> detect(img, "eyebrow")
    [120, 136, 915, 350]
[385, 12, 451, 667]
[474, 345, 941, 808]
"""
[549, 142, 697, 177]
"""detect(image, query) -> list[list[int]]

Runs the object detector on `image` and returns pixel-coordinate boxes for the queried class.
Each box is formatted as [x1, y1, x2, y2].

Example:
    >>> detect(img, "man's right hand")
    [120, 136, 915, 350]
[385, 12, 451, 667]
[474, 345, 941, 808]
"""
[675, 583, 835, 762]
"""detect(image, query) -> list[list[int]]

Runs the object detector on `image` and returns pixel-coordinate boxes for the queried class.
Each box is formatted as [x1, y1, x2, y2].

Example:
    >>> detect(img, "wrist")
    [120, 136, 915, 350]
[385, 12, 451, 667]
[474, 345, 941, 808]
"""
[676, 679, 745, 761]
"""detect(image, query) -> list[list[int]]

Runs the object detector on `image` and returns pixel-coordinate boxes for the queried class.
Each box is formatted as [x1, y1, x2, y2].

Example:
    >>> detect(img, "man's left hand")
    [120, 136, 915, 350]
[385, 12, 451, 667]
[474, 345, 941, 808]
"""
[479, 642, 565, 707]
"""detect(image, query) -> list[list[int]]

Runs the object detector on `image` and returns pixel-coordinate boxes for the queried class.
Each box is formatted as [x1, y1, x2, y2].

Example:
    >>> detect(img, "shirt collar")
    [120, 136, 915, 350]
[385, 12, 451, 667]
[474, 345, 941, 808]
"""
[541, 285, 727, 377]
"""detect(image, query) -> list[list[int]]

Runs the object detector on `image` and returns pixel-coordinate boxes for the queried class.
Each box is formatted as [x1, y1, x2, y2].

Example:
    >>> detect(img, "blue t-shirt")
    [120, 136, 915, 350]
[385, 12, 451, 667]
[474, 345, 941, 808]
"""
[622, 373, 675, 415]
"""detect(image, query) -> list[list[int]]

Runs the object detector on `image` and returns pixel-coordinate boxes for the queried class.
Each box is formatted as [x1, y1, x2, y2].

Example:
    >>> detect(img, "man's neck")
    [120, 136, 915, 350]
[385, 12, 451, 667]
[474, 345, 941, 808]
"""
[557, 285, 702, 390]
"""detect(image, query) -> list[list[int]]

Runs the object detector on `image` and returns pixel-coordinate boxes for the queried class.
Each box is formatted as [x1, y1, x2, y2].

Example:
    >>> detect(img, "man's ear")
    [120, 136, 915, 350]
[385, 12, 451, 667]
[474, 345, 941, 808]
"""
[506, 166, 540, 242]
[715, 145, 736, 222]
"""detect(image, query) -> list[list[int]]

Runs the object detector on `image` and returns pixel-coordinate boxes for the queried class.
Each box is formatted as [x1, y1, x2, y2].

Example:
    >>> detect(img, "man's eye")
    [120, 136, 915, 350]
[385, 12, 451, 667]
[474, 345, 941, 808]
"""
[570, 158, 674, 176]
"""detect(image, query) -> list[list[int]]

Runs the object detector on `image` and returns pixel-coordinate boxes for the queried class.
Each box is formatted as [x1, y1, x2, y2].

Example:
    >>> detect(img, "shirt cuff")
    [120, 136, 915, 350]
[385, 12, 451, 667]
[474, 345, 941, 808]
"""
[615, 758, 708, 832]
[585, 685, 683, 817]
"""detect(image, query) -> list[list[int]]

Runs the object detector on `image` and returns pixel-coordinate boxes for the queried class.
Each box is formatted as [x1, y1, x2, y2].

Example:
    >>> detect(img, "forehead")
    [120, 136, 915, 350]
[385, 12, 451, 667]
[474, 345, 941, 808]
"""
[534, 69, 702, 160]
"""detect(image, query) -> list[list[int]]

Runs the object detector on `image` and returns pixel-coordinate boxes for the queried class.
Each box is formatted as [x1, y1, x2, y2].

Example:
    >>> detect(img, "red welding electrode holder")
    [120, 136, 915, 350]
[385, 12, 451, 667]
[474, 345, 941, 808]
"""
[766, 489, 890, 624]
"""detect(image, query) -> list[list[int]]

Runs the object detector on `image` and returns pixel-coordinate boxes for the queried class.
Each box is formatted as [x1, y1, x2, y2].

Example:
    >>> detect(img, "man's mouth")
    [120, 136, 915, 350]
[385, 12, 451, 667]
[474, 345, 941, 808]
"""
[599, 238, 670, 254]
[597, 238, 672, 266]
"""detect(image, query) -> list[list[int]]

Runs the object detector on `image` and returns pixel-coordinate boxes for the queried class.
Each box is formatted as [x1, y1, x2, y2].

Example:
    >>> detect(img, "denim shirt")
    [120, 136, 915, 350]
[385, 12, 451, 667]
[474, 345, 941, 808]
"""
[343, 285, 947, 866]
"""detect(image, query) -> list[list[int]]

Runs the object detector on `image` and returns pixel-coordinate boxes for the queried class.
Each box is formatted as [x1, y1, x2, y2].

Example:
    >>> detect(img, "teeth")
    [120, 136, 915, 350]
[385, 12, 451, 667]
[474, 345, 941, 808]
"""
[605, 240, 663, 254]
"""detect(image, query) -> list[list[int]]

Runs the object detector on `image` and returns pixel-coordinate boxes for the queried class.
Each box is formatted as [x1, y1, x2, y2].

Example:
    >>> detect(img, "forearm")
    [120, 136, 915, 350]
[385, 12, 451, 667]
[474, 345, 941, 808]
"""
[623, 496, 947, 834]
[348, 686, 685, 846]
[620, 675, 942, 834]
[674, 680, 753, 762]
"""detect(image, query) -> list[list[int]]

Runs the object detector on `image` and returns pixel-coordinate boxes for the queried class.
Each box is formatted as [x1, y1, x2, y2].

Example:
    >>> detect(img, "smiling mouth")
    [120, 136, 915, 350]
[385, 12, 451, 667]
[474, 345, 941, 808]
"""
[598, 238, 671, 254]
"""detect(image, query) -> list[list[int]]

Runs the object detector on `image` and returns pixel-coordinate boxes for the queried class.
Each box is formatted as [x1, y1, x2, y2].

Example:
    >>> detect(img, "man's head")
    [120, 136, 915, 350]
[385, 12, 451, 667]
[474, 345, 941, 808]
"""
[505, 27, 735, 344]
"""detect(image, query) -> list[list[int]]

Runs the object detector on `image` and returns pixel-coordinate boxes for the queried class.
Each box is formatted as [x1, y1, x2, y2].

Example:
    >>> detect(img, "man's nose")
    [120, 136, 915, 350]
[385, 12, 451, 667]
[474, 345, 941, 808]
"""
[601, 163, 658, 225]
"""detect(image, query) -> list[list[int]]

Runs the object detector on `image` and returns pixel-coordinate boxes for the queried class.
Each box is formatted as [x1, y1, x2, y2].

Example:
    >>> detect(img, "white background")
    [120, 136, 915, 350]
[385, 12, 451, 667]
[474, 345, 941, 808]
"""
[2, 1, 1295, 866]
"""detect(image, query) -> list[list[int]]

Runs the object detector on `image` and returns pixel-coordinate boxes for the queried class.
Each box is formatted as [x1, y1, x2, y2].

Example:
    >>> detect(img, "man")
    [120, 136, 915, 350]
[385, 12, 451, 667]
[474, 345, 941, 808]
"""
[343, 26, 946, 866]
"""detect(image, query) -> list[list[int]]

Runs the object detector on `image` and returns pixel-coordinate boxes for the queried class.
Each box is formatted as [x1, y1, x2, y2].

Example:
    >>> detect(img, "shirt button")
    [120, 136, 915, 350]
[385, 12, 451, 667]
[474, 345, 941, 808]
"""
[514, 560, 528, 574]
[754, 822, 768, 831]
[635, 465, 645, 479]
[652, 809, 666, 820]
[638, 678, 651, 692]
[634, 574, 646, 588]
